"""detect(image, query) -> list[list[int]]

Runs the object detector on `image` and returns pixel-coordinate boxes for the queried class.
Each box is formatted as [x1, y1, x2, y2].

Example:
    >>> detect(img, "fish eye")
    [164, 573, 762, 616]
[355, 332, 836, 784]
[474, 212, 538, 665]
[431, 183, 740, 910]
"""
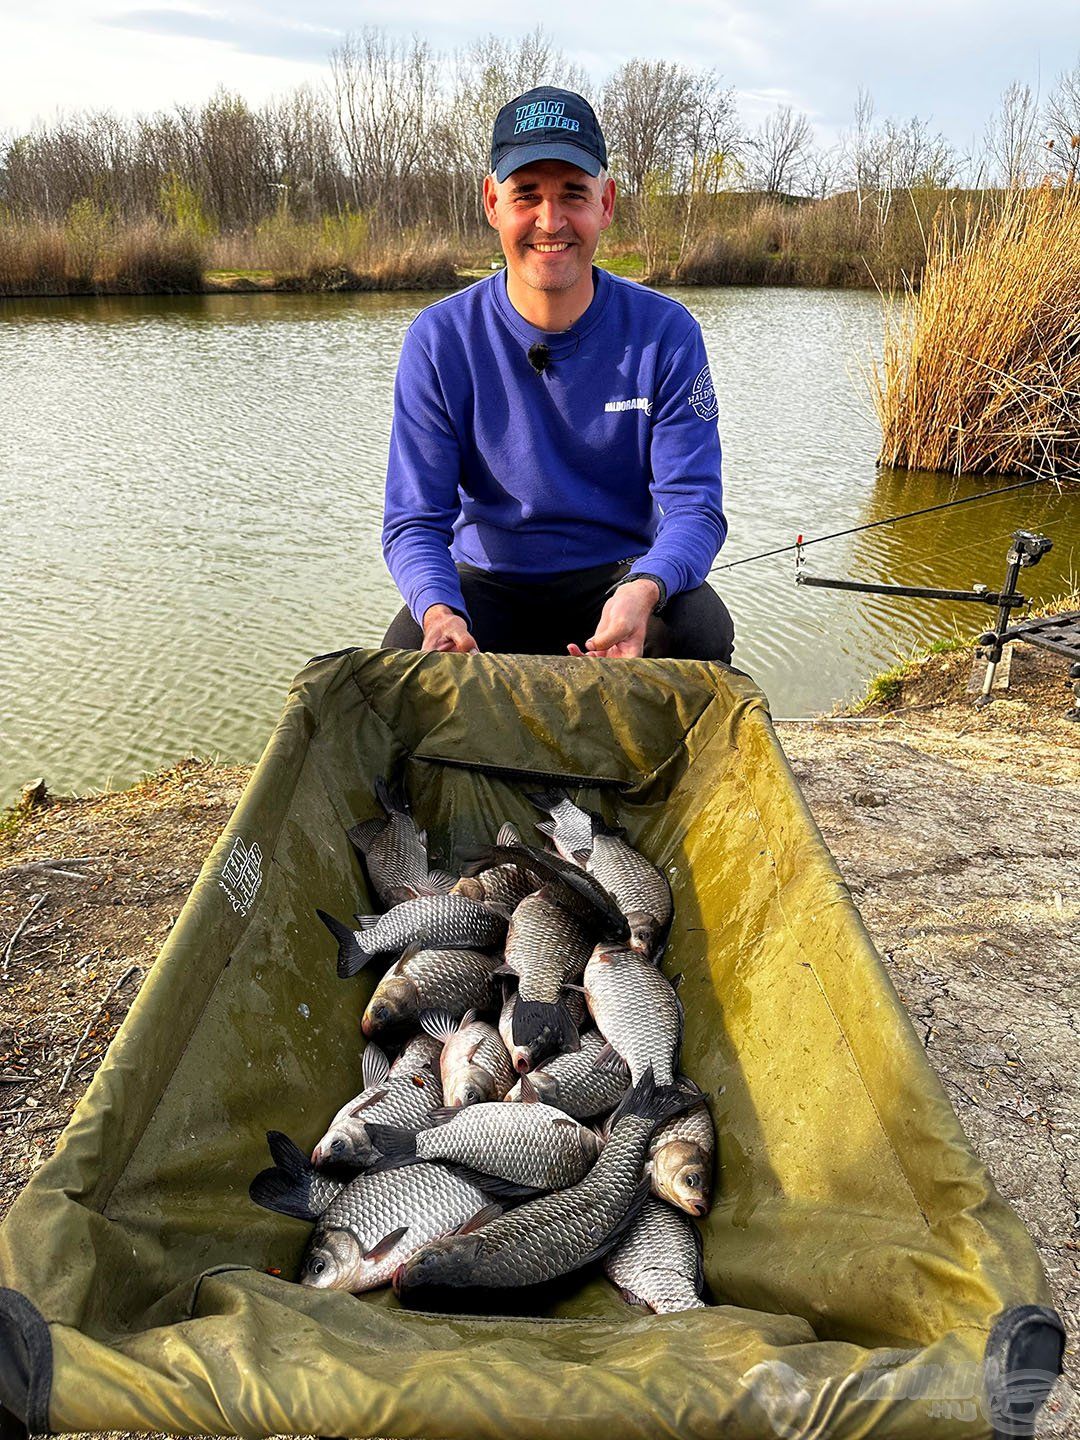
[329, 1138, 346, 1155]
[685, 1173, 701, 1188]
[309, 1259, 325, 1275]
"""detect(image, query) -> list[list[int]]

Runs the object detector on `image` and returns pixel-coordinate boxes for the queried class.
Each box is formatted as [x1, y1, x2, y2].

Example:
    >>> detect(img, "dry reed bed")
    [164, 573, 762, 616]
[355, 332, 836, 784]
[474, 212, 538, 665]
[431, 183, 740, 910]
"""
[0, 210, 462, 297]
[874, 183, 1080, 479]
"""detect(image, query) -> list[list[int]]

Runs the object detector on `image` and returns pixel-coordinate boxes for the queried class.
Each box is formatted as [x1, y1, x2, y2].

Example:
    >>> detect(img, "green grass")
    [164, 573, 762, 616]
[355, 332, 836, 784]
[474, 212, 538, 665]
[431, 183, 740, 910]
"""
[851, 631, 974, 713]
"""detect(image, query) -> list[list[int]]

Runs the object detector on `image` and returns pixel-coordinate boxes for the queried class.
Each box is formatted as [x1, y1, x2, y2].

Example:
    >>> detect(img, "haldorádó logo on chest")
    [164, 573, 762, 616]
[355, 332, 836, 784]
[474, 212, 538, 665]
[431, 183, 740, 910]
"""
[688, 365, 718, 421]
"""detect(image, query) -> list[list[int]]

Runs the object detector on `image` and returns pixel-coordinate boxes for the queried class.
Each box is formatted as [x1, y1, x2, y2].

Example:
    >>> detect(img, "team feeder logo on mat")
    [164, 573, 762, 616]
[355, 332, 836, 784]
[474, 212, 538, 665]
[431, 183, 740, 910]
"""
[219, 835, 263, 915]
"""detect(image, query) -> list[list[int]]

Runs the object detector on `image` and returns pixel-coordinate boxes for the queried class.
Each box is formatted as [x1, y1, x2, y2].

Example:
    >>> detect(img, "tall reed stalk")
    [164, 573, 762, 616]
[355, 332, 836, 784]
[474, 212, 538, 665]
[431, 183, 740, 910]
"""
[873, 184, 1080, 479]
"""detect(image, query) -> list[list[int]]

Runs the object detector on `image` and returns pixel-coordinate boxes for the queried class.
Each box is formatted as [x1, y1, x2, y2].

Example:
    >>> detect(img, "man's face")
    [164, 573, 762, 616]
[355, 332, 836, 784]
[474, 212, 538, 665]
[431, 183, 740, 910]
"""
[483, 159, 616, 294]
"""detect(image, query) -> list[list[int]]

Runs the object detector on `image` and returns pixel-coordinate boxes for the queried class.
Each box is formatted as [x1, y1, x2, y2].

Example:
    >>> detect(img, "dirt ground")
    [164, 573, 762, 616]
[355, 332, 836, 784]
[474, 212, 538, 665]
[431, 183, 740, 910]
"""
[0, 644, 1076, 1437]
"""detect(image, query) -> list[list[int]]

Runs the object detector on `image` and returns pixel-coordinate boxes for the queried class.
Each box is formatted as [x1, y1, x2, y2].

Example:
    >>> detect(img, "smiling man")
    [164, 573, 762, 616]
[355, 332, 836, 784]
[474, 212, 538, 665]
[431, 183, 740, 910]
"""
[381, 87, 734, 661]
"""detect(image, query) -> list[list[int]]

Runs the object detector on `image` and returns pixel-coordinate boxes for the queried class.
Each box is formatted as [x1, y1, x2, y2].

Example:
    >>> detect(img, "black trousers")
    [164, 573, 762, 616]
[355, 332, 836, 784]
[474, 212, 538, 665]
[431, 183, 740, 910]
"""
[382, 560, 735, 663]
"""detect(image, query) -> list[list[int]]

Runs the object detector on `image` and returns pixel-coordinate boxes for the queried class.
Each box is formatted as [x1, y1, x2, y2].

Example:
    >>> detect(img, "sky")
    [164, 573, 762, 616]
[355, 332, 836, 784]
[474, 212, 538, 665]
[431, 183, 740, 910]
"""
[2, 0, 1079, 158]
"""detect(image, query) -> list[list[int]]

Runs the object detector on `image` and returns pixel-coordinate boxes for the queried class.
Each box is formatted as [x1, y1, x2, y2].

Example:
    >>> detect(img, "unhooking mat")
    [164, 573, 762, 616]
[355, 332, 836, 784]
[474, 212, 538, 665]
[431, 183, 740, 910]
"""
[0, 650, 1065, 1439]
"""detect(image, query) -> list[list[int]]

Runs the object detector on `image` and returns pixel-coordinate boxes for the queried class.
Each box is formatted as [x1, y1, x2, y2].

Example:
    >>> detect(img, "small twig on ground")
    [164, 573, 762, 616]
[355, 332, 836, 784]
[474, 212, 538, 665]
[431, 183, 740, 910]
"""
[2, 894, 49, 980]
[58, 964, 138, 1094]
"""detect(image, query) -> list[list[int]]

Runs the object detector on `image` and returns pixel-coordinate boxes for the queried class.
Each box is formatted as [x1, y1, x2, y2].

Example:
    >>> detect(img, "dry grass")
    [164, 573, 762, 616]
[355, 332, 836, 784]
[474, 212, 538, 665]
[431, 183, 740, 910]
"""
[873, 183, 1080, 479]
[0, 207, 462, 296]
[0, 209, 205, 296]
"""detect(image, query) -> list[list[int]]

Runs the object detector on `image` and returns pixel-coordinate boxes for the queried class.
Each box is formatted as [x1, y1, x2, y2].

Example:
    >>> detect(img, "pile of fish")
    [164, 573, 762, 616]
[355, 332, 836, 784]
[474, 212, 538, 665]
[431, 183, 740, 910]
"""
[249, 778, 715, 1314]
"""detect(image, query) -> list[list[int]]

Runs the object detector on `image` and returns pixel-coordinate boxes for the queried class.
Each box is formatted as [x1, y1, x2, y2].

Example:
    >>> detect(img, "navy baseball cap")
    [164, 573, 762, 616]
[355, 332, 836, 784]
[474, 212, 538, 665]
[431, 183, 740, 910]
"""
[491, 86, 608, 183]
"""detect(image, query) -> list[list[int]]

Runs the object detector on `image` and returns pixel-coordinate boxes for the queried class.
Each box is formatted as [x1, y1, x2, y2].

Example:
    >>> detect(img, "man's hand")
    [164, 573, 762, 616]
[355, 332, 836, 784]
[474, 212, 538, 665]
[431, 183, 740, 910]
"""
[421, 604, 479, 654]
[568, 578, 660, 659]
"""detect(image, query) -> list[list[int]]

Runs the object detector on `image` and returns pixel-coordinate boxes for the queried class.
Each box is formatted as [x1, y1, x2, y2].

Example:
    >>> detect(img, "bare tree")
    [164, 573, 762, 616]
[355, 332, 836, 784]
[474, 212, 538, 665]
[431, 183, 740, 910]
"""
[1044, 58, 1080, 182]
[984, 80, 1042, 188]
[329, 29, 440, 225]
[744, 105, 813, 197]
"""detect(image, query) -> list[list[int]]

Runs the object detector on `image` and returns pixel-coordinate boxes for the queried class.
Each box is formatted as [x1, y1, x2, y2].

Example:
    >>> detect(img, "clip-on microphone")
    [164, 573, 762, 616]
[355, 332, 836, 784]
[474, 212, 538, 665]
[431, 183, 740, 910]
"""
[527, 342, 552, 375]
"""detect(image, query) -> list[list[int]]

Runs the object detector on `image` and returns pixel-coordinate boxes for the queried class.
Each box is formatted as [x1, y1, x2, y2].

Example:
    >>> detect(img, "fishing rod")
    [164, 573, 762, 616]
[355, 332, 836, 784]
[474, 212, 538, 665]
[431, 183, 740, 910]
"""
[713, 476, 1053, 572]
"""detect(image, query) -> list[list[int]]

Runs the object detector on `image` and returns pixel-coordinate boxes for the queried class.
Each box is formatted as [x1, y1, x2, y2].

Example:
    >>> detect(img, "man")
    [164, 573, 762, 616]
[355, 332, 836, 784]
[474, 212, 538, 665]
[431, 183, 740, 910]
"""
[382, 86, 734, 662]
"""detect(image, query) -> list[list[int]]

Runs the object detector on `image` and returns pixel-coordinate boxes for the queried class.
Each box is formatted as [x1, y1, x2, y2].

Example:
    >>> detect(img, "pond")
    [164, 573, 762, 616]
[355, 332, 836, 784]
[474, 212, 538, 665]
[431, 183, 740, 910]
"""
[1, 284, 1075, 805]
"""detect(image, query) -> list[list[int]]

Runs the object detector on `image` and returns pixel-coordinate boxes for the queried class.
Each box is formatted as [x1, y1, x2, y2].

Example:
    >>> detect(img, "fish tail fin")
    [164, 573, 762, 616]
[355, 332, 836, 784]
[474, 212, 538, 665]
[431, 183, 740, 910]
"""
[316, 908, 374, 978]
[611, 1065, 700, 1131]
[375, 775, 409, 817]
[249, 1131, 321, 1221]
[511, 998, 580, 1069]
[526, 788, 568, 814]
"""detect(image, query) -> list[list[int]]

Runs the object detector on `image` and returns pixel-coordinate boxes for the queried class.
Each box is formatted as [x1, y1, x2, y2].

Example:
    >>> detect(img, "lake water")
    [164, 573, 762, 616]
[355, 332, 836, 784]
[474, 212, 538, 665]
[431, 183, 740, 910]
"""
[1, 285, 1076, 806]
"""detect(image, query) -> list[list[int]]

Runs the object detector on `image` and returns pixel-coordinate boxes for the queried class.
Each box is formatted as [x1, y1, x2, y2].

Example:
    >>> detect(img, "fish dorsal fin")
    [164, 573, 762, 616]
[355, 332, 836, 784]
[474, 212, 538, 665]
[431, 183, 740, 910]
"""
[363, 1225, 410, 1262]
[591, 1041, 616, 1071]
[421, 1107, 455, 1128]
[421, 1009, 457, 1043]
[362, 1044, 391, 1089]
[552, 1117, 579, 1129]
[348, 1087, 389, 1115]
[459, 1008, 478, 1029]
[347, 818, 383, 854]
[421, 868, 457, 895]
[518, 1073, 540, 1104]
[455, 1202, 503, 1235]
[496, 822, 521, 847]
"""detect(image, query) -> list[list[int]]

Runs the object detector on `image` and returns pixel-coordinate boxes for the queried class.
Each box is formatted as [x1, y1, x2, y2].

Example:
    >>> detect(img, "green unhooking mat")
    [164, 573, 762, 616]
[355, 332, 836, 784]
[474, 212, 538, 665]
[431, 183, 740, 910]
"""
[0, 650, 1064, 1439]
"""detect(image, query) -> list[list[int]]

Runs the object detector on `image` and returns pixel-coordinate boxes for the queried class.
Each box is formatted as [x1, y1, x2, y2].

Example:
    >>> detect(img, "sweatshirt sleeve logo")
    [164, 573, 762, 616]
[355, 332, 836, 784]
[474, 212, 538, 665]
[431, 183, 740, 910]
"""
[688, 365, 718, 421]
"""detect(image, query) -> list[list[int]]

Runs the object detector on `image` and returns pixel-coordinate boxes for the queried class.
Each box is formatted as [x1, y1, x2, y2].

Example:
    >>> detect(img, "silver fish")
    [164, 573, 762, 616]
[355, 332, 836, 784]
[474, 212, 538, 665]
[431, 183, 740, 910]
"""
[529, 789, 595, 863]
[317, 895, 507, 978]
[604, 1198, 706, 1313]
[362, 944, 499, 1037]
[584, 944, 683, 1088]
[422, 1009, 516, 1107]
[250, 1133, 499, 1293]
[347, 777, 454, 907]
[502, 886, 593, 1066]
[503, 1028, 630, 1120]
[394, 1067, 693, 1298]
[367, 1087, 601, 1196]
[498, 983, 587, 1074]
[454, 823, 539, 910]
[311, 1042, 443, 1167]
[649, 1080, 715, 1217]
[532, 793, 671, 958]
[584, 825, 672, 960]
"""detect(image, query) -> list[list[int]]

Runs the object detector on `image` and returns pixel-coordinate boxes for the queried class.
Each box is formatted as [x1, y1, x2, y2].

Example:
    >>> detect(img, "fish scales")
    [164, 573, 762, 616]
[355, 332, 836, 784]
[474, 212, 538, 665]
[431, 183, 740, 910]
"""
[401, 1107, 656, 1289]
[586, 831, 672, 956]
[504, 1029, 629, 1119]
[357, 895, 506, 958]
[584, 945, 682, 1086]
[415, 1102, 600, 1189]
[302, 1163, 492, 1292]
[604, 1198, 705, 1313]
[506, 888, 592, 1001]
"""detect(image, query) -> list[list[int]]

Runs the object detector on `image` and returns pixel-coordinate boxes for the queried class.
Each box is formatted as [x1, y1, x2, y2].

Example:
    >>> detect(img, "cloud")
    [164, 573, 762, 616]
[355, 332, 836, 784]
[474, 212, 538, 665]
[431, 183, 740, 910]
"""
[107, 6, 344, 63]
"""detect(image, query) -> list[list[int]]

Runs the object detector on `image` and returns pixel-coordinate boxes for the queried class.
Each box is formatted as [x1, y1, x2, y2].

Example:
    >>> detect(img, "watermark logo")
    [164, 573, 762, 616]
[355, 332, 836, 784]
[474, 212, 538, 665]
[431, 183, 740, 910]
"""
[219, 836, 263, 916]
[688, 364, 718, 420]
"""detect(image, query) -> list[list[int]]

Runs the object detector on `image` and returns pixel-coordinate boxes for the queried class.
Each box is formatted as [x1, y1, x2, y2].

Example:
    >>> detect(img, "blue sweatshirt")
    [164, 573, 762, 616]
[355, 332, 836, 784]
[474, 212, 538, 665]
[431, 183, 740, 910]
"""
[382, 266, 726, 623]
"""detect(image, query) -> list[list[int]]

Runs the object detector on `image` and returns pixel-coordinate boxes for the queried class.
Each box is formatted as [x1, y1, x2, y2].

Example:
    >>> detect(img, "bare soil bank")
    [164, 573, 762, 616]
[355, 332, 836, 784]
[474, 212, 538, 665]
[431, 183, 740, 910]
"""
[0, 646, 1075, 1435]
